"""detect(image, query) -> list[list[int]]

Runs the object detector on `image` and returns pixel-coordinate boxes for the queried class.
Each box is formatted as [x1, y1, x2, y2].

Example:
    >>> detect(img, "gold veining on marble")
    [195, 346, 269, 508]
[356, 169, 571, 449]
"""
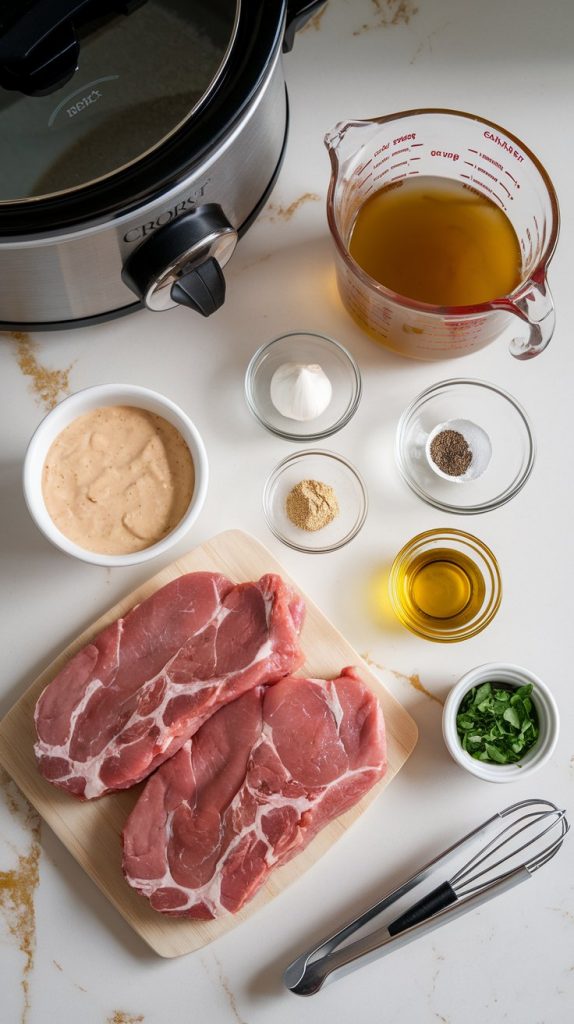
[361, 654, 444, 706]
[6, 331, 73, 411]
[410, 20, 450, 63]
[264, 192, 320, 222]
[354, 0, 418, 35]
[107, 1013, 144, 1024]
[0, 770, 42, 1024]
[301, 3, 330, 32]
[213, 954, 248, 1024]
[548, 906, 574, 923]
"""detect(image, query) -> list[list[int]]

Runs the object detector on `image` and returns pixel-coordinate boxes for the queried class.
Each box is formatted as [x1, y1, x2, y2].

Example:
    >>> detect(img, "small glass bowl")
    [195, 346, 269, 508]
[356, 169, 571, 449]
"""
[395, 379, 535, 513]
[245, 332, 361, 441]
[263, 449, 368, 553]
[443, 663, 560, 783]
[388, 528, 502, 642]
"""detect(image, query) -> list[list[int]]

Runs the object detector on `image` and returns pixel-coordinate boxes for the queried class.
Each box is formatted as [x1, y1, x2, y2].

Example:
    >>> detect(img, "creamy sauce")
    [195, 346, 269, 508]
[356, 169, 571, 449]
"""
[42, 405, 195, 555]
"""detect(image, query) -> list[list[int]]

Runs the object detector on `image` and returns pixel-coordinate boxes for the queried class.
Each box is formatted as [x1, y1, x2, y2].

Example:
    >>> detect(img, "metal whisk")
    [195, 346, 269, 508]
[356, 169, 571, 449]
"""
[386, 798, 568, 934]
[285, 799, 569, 996]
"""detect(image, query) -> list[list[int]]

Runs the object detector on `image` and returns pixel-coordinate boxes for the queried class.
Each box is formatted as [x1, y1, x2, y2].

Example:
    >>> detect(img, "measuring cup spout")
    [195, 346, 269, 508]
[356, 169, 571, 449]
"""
[491, 271, 555, 360]
[324, 119, 381, 166]
[324, 122, 348, 154]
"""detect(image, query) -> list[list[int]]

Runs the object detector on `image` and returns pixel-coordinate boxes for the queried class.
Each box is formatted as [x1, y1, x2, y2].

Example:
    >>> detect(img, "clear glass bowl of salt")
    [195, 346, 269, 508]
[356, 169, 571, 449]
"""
[245, 332, 362, 441]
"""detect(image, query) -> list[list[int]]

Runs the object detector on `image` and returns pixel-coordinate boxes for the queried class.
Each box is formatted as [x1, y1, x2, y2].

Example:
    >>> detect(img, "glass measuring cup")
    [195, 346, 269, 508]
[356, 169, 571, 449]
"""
[325, 109, 559, 361]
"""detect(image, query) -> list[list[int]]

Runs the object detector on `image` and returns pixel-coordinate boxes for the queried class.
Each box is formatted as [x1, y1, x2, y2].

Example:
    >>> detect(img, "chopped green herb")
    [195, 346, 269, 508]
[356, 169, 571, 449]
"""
[456, 682, 539, 765]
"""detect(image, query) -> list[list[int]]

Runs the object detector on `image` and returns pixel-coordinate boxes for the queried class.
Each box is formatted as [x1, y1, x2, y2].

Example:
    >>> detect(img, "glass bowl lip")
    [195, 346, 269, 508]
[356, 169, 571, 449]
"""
[388, 526, 502, 642]
[244, 331, 362, 441]
[395, 377, 536, 514]
[262, 447, 368, 553]
[442, 661, 560, 781]
[325, 106, 560, 318]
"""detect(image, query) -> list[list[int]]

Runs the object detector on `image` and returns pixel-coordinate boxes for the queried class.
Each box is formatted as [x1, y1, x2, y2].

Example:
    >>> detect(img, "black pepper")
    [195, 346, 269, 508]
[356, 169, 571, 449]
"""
[430, 429, 473, 477]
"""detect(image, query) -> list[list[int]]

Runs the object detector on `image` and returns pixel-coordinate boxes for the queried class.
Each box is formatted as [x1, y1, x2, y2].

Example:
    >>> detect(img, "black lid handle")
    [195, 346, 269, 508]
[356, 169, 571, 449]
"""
[283, 1, 326, 52]
[0, 0, 146, 96]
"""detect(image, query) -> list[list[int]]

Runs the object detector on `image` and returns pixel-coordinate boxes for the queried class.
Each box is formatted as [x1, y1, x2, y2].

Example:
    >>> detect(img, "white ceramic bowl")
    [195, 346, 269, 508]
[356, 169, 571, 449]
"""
[23, 383, 209, 567]
[442, 662, 559, 783]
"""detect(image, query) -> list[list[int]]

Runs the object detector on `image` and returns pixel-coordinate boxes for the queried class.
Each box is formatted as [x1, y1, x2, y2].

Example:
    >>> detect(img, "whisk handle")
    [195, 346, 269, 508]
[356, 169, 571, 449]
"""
[388, 881, 457, 936]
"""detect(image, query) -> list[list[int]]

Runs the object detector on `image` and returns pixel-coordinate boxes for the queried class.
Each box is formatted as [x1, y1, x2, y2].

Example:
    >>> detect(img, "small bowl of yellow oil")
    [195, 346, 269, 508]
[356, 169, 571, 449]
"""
[388, 528, 502, 642]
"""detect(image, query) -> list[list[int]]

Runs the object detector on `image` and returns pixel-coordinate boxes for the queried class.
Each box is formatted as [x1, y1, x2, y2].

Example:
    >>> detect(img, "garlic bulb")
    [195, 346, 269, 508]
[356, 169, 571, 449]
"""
[270, 362, 332, 421]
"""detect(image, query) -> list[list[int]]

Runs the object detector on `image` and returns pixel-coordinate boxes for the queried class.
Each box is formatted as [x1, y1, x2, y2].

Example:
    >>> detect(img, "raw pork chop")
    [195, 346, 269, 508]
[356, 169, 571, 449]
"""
[34, 572, 305, 799]
[122, 667, 387, 918]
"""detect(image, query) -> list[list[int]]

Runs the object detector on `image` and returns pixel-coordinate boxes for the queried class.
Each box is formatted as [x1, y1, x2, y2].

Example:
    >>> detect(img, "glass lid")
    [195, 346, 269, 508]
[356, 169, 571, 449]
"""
[0, 0, 240, 203]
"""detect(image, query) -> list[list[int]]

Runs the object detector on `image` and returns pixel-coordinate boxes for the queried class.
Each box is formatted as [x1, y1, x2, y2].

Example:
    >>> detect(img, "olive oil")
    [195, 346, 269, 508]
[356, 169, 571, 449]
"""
[397, 548, 486, 630]
[348, 175, 522, 306]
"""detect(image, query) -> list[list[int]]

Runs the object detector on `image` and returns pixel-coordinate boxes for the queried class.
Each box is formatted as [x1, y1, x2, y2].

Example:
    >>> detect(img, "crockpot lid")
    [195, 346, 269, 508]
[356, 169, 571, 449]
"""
[0, 0, 240, 203]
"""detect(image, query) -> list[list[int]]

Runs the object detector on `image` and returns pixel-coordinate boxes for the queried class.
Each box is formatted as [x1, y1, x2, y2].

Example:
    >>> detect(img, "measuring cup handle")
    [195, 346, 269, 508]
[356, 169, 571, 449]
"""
[492, 273, 555, 360]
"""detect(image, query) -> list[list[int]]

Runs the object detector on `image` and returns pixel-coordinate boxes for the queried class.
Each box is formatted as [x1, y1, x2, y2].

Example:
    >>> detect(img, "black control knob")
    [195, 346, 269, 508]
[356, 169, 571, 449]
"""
[170, 258, 226, 317]
[121, 204, 238, 316]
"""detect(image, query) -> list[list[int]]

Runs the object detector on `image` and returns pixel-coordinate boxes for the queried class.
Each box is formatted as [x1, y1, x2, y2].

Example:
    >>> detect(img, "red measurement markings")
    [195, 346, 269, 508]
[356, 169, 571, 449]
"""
[480, 152, 504, 172]
[483, 131, 524, 162]
[460, 174, 506, 211]
[499, 181, 512, 200]
[358, 171, 373, 188]
[356, 158, 373, 176]
[389, 175, 404, 183]
[504, 170, 520, 188]
[391, 160, 409, 170]
[411, 143, 424, 147]
[476, 165, 499, 184]
[480, 182, 505, 207]
[430, 150, 459, 161]
[468, 148, 479, 154]
[393, 147, 410, 156]
[464, 160, 475, 167]
[372, 169, 389, 182]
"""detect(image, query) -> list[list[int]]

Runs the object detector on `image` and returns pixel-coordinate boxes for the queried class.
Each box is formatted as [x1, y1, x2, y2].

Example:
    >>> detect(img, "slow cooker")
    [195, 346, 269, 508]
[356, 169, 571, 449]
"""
[0, 0, 324, 329]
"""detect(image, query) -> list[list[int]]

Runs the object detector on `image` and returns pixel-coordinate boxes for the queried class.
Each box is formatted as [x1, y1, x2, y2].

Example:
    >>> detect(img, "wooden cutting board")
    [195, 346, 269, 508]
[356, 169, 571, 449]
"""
[0, 529, 418, 958]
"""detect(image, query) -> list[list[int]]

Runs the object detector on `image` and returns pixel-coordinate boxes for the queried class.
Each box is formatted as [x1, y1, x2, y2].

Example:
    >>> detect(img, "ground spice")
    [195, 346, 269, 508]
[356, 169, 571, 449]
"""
[430, 429, 473, 477]
[0, 771, 42, 1024]
[286, 479, 339, 532]
[9, 331, 73, 411]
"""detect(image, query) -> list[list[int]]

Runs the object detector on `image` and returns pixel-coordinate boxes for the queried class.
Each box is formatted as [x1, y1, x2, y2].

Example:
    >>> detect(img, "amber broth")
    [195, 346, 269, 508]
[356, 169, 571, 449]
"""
[348, 175, 522, 306]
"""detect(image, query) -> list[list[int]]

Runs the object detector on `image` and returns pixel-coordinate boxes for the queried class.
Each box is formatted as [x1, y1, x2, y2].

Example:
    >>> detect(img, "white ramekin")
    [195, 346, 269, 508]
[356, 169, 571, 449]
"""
[442, 662, 560, 783]
[23, 383, 209, 567]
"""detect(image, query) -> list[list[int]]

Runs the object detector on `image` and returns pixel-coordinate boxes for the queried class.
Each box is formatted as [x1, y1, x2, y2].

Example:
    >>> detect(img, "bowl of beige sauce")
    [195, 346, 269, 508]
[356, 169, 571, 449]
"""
[23, 384, 208, 566]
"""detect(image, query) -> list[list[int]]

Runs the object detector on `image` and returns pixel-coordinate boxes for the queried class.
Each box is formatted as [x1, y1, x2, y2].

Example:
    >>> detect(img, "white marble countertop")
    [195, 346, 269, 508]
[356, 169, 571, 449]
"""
[1, 2, 573, 1022]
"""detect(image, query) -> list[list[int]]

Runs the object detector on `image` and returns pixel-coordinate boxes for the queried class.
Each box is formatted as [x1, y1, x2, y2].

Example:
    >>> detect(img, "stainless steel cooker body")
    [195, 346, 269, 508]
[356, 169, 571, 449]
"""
[0, 1, 324, 328]
[0, 57, 286, 327]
